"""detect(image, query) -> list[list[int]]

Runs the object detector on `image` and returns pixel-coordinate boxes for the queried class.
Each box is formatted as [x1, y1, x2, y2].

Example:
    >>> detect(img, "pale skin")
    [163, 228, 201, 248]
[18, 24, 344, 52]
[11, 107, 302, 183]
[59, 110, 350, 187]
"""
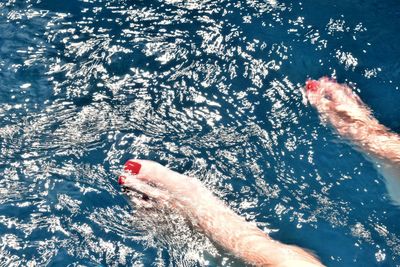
[118, 78, 399, 266]
[119, 159, 323, 267]
[305, 77, 400, 164]
[306, 77, 400, 205]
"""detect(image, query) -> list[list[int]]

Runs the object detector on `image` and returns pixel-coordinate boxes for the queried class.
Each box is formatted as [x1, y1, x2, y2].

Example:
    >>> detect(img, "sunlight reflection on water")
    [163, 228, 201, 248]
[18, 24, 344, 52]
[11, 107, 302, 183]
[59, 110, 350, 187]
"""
[0, 0, 399, 266]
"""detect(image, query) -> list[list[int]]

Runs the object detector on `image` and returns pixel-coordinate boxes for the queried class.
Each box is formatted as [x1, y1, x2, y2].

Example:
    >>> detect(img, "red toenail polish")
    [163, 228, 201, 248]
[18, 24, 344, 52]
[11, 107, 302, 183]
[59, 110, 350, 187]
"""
[124, 161, 142, 175]
[306, 80, 318, 92]
[118, 175, 126, 185]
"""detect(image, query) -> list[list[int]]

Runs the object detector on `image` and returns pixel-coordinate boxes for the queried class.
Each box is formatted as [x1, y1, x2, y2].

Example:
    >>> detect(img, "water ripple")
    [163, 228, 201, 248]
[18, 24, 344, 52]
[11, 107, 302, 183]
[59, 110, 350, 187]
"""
[0, 0, 399, 266]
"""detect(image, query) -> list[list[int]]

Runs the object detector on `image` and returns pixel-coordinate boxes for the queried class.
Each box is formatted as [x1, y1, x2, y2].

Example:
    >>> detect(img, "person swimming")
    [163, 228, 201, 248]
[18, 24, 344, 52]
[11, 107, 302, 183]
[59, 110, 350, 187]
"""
[118, 78, 399, 266]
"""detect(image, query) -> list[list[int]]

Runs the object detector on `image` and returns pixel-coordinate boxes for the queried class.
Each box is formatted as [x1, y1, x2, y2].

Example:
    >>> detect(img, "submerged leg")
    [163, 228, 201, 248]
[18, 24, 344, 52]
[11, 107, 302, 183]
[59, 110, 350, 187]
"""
[119, 159, 323, 267]
[306, 77, 400, 205]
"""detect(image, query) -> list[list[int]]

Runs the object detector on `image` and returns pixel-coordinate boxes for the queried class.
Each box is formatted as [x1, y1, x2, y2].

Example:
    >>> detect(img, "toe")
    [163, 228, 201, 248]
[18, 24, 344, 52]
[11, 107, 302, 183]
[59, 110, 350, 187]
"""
[124, 160, 142, 175]
[305, 79, 319, 92]
[118, 175, 127, 185]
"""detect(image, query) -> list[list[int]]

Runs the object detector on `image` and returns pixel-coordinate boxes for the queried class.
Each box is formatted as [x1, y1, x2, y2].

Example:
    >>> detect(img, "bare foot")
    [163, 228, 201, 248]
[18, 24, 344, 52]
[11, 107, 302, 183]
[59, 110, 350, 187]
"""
[118, 159, 323, 266]
[305, 77, 400, 205]
[118, 159, 202, 208]
[305, 77, 382, 141]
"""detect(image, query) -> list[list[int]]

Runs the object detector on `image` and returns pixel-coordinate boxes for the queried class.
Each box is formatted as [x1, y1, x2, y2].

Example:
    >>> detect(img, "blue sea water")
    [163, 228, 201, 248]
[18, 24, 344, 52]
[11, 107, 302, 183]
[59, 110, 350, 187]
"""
[1, 0, 400, 266]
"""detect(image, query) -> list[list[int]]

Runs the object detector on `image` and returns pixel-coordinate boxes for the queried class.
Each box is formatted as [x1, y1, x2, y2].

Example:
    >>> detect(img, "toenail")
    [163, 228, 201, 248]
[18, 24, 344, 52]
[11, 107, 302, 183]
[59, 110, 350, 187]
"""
[124, 160, 142, 175]
[306, 80, 319, 92]
[118, 175, 126, 185]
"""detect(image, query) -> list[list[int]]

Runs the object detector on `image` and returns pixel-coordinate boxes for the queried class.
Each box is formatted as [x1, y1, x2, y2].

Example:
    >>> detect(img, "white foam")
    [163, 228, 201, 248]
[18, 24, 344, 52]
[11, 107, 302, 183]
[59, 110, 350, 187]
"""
[20, 83, 31, 89]
[377, 160, 400, 207]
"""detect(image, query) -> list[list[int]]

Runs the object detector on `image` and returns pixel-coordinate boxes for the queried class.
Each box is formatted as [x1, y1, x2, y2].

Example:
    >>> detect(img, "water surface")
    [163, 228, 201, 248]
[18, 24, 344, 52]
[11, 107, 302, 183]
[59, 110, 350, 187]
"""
[1, 0, 400, 266]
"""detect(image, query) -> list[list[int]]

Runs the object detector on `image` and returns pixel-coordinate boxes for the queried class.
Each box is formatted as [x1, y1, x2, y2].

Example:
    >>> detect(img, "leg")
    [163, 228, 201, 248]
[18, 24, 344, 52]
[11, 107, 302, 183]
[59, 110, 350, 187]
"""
[119, 160, 323, 267]
[306, 77, 400, 205]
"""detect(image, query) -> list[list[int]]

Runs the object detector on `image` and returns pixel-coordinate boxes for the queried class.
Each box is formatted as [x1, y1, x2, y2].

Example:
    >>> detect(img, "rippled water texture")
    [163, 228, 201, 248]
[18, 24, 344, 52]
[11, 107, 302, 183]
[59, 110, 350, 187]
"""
[1, 0, 400, 266]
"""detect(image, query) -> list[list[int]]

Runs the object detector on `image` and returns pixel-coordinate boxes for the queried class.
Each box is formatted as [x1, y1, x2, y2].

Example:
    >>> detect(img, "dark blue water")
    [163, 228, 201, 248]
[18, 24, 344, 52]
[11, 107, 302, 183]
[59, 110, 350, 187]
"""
[1, 0, 400, 266]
